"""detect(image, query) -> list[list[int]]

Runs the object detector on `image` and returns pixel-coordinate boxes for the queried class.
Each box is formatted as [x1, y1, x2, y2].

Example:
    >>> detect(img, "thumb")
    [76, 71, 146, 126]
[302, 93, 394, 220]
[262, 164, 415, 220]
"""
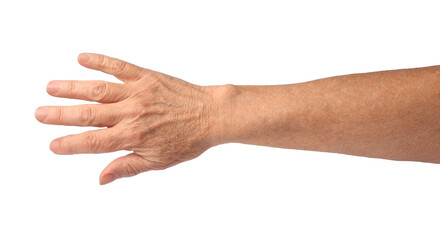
[99, 153, 151, 185]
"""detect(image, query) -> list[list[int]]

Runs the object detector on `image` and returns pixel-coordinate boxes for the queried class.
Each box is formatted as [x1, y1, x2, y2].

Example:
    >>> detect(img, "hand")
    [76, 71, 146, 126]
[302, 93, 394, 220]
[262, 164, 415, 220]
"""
[35, 53, 221, 185]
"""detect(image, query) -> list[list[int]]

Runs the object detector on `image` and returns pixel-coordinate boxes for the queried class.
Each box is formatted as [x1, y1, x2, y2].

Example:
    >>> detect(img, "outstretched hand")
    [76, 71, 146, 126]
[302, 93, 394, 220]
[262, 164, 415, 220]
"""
[35, 53, 221, 185]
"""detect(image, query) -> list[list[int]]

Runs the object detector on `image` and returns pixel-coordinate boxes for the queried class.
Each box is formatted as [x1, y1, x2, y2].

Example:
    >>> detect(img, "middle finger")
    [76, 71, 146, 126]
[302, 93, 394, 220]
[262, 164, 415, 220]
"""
[35, 103, 122, 127]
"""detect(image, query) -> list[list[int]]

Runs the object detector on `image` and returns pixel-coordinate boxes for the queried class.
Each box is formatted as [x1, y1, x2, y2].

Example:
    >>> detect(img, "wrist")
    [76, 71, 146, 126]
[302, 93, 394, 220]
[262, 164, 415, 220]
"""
[204, 84, 240, 146]
[204, 83, 302, 148]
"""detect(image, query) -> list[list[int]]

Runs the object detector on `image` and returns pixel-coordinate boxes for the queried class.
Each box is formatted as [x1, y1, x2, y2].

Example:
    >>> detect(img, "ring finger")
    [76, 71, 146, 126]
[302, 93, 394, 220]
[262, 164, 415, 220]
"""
[50, 127, 129, 155]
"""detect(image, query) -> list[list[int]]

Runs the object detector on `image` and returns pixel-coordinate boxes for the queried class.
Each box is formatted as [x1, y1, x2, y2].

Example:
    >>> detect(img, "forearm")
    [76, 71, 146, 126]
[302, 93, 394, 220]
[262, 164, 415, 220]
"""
[37, 53, 440, 184]
[210, 66, 440, 163]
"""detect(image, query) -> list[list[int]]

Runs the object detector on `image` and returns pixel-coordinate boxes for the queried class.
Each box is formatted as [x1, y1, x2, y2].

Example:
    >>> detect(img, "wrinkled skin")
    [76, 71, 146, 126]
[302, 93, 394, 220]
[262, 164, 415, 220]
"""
[35, 53, 220, 185]
[36, 54, 440, 185]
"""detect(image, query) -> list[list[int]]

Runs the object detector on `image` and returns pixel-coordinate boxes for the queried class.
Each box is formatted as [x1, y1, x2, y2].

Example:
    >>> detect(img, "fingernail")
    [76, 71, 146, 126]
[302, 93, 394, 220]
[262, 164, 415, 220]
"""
[35, 107, 48, 122]
[100, 174, 117, 185]
[46, 81, 60, 94]
[78, 53, 90, 63]
[50, 140, 60, 154]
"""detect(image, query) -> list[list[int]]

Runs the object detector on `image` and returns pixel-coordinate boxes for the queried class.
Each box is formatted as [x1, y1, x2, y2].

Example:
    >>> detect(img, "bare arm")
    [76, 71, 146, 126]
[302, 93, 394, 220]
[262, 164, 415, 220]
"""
[35, 53, 440, 185]
[212, 66, 440, 163]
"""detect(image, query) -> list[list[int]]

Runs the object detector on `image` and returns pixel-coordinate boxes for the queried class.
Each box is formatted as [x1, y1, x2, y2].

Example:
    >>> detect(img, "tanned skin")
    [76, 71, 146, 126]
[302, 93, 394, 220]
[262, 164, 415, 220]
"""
[35, 53, 440, 184]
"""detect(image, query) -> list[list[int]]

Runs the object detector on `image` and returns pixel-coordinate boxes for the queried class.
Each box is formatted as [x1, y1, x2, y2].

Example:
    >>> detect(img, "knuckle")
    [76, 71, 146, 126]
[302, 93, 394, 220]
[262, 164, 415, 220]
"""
[55, 107, 64, 123]
[84, 133, 99, 152]
[67, 81, 75, 94]
[79, 106, 94, 125]
[95, 55, 105, 67]
[125, 107, 138, 119]
[135, 131, 147, 143]
[130, 131, 142, 143]
[90, 81, 107, 101]
[123, 161, 142, 177]
[124, 127, 145, 147]
[147, 156, 173, 170]
[127, 105, 149, 118]
[110, 60, 128, 75]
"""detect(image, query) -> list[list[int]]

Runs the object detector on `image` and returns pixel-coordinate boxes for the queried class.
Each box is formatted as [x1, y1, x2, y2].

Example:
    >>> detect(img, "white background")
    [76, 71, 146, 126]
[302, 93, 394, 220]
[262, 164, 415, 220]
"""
[1, 0, 440, 239]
